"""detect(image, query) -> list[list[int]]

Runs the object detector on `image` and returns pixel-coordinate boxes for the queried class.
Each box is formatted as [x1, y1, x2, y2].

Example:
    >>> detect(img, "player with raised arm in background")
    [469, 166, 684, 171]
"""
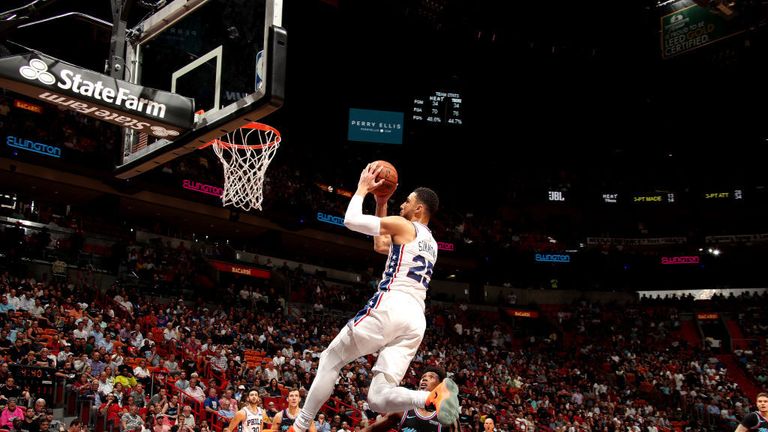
[290, 163, 458, 432]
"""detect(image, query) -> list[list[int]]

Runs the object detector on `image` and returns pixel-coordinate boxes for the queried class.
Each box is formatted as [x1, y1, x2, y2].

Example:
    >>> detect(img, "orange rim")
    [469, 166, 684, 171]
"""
[199, 122, 281, 150]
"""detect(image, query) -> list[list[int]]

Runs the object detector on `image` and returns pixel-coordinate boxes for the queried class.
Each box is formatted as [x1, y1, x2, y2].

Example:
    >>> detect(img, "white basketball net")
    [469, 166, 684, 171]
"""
[210, 123, 281, 211]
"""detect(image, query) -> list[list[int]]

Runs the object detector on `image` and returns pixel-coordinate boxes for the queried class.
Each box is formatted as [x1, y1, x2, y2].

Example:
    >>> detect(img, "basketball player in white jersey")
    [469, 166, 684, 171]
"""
[228, 390, 265, 432]
[290, 162, 459, 432]
[272, 389, 316, 432]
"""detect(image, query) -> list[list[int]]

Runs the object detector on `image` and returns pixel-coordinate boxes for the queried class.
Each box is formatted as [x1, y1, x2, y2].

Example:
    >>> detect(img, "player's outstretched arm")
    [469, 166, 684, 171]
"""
[361, 412, 402, 432]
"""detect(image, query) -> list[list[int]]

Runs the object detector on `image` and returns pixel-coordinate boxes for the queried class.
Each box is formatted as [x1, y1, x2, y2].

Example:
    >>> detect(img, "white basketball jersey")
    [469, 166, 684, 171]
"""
[378, 222, 437, 303]
[241, 406, 264, 432]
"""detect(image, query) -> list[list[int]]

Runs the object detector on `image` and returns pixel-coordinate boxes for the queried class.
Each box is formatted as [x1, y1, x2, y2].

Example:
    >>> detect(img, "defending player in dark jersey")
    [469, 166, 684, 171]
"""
[272, 389, 315, 432]
[736, 392, 768, 432]
[363, 367, 461, 432]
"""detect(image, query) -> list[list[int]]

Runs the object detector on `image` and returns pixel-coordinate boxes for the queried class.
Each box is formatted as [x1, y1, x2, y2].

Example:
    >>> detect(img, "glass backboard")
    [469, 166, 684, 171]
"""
[115, 0, 285, 179]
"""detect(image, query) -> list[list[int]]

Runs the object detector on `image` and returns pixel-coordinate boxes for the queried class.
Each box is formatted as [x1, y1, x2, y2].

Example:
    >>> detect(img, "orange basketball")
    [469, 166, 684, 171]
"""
[372, 160, 398, 197]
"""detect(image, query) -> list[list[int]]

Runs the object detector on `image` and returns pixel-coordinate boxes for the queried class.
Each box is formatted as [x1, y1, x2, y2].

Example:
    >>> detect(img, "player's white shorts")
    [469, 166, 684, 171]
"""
[323, 290, 426, 384]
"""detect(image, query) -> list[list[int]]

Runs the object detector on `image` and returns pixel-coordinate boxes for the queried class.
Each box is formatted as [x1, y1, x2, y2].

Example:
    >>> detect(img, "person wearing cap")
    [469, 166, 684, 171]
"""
[0, 398, 24, 428]
[234, 385, 246, 402]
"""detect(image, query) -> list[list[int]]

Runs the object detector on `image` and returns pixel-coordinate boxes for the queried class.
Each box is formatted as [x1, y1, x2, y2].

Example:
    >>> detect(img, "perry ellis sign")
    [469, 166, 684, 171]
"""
[0, 53, 194, 138]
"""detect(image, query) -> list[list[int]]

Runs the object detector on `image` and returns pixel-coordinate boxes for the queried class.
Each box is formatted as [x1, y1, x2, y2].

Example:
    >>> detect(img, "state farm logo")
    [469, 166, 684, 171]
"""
[150, 126, 179, 138]
[19, 59, 55, 85]
[19, 58, 170, 120]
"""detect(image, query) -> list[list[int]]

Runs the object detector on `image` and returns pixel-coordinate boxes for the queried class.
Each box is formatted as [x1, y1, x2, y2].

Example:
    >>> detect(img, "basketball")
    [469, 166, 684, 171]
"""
[372, 160, 398, 197]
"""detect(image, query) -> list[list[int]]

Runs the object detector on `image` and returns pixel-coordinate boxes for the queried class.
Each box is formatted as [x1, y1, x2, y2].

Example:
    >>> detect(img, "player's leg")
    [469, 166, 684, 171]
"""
[367, 347, 427, 413]
[366, 294, 428, 413]
[366, 294, 459, 425]
[293, 294, 386, 432]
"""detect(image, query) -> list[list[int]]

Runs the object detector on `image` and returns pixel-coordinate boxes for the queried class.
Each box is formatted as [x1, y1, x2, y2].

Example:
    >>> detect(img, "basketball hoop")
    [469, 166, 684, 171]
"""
[202, 122, 281, 211]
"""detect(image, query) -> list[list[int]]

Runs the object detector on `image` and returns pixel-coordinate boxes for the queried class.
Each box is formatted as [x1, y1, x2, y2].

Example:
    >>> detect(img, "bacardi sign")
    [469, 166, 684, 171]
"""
[0, 53, 194, 138]
[210, 260, 270, 279]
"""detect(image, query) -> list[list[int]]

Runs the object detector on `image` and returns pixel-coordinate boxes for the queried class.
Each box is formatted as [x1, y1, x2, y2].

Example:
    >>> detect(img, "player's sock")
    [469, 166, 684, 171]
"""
[292, 415, 310, 432]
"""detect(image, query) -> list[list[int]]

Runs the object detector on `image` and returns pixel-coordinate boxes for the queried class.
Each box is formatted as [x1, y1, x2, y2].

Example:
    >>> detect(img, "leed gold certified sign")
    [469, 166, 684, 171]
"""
[661, 5, 744, 58]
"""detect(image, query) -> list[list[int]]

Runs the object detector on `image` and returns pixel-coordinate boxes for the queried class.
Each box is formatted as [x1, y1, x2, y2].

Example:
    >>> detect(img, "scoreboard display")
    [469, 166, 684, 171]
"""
[599, 192, 677, 204]
[702, 189, 744, 201]
[631, 192, 676, 204]
[411, 90, 463, 125]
